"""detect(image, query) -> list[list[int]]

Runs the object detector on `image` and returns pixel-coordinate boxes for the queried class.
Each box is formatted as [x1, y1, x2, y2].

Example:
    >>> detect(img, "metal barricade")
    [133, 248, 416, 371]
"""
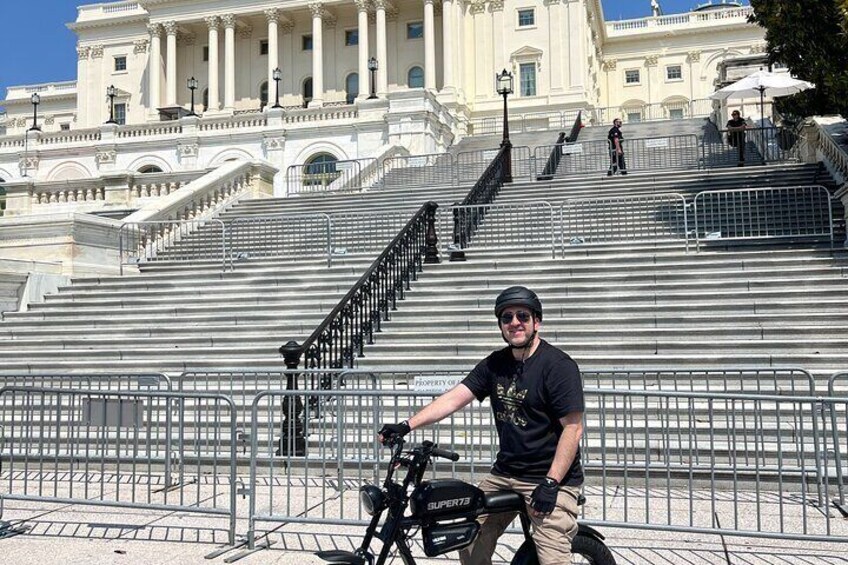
[382, 153, 455, 189]
[692, 186, 834, 251]
[582, 367, 816, 395]
[0, 373, 172, 392]
[438, 202, 556, 257]
[829, 372, 848, 516]
[703, 126, 798, 168]
[119, 219, 226, 275]
[285, 158, 377, 195]
[455, 146, 533, 184]
[0, 386, 239, 543]
[229, 213, 332, 266]
[534, 140, 611, 177]
[245, 388, 848, 543]
[328, 210, 417, 254]
[560, 193, 689, 252]
[622, 134, 701, 172]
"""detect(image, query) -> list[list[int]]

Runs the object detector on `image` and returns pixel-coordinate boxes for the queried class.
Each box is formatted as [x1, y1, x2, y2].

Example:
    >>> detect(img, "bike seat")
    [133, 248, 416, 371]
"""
[316, 550, 367, 565]
[483, 491, 524, 512]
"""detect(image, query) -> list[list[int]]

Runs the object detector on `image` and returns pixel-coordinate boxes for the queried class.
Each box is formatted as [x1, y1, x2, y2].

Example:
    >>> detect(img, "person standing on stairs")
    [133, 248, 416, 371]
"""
[378, 286, 586, 565]
[607, 118, 627, 176]
[726, 110, 748, 166]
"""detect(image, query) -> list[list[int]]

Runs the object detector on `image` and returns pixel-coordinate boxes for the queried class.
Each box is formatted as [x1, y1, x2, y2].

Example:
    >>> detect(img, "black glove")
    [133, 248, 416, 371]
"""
[530, 477, 560, 515]
[378, 420, 411, 445]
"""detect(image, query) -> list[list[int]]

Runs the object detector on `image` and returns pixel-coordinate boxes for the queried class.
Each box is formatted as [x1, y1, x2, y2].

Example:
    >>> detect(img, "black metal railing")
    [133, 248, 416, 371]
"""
[702, 126, 799, 168]
[538, 111, 583, 181]
[280, 201, 439, 370]
[452, 144, 511, 249]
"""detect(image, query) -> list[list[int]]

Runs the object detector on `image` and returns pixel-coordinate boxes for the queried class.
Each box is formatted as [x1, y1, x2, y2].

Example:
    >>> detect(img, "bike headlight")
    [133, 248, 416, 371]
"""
[359, 485, 385, 516]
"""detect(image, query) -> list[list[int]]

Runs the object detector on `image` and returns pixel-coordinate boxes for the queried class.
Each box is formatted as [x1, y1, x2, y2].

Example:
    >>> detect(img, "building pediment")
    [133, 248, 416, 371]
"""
[510, 46, 544, 60]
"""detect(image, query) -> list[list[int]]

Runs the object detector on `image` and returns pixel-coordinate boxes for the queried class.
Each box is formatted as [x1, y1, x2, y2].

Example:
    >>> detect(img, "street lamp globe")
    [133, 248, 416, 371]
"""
[31, 93, 40, 106]
[186, 76, 199, 91]
[272, 67, 282, 82]
[368, 57, 379, 72]
[496, 69, 514, 96]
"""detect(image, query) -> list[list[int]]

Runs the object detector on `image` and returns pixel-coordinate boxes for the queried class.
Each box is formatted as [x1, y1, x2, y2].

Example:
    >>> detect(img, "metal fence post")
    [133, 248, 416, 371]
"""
[278, 341, 306, 456]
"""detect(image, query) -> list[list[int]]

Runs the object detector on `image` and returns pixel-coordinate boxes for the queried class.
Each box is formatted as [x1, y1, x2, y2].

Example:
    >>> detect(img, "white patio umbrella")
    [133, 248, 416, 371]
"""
[709, 69, 815, 127]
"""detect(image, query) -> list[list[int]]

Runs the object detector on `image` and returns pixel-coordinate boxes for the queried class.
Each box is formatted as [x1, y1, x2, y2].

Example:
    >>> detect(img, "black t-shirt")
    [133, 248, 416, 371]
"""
[608, 125, 624, 146]
[461, 339, 585, 486]
[726, 117, 746, 129]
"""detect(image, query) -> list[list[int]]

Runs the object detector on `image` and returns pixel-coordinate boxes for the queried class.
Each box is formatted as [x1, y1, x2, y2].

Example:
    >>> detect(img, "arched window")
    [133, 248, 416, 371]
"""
[345, 73, 359, 104]
[202, 88, 209, 112]
[408, 66, 424, 88]
[138, 165, 164, 174]
[303, 77, 313, 108]
[303, 153, 340, 188]
[260, 81, 269, 109]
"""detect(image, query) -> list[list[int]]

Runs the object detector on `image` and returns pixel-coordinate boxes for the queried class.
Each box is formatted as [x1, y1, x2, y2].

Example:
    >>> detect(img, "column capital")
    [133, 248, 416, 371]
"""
[373, 0, 389, 11]
[687, 50, 702, 63]
[469, 0, 486, 15]
[163, 20, 178, 36]
[354, 0, 370, 12]
[146, 22, 162, 36]
[204, 15, 220, 30]
[221, 14, 236, 29]
[488, 0, 504, 11]
[90, 44, 104, 58]
[280, 21, 295, 34]
[134, 39, 149, 54]
[77, 45, 91, 60]
[423, 0, 435, 5]
[308, 2, 324, 18]
[264, 7, 280, 23]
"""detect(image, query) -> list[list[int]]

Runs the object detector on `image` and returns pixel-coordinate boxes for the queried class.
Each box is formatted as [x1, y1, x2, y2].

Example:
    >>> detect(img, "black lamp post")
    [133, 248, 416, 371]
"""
[28, 93, 41, 132]
[105, 85, 118, 124]
[367, 57, 378, 99]
[496, 69, 514, 182]
[272, 67, 283, 109]
[186, 77, 199, 116]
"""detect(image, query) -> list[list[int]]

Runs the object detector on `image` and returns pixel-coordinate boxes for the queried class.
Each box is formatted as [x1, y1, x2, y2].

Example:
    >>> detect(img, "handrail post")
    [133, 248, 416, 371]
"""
[424, 201, 440, 264]
[277, 340, 306, 456]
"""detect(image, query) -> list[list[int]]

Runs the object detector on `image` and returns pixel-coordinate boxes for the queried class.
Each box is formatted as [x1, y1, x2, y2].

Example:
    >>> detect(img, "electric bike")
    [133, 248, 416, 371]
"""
[316, 439, 616, 564]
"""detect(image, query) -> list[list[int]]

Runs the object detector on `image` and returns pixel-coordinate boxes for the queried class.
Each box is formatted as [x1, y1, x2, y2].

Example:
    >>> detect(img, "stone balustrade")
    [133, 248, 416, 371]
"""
[130, 170, 206, 199]
[117, 123, 183, 138]
[40, 129, 102, 145]
[607, 6, 753, 35]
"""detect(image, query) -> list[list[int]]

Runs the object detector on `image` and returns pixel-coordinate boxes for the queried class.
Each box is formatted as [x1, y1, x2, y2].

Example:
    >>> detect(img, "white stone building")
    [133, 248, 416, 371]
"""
[0, 0, 765, 191]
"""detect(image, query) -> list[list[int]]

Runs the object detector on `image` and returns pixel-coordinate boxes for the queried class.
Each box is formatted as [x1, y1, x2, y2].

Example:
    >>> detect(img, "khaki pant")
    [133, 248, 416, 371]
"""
[458, 474, 580, 565]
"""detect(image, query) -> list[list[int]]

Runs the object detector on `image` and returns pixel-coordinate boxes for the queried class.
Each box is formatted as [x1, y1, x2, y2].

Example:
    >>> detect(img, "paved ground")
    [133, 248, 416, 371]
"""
[2, 497, 847, 565]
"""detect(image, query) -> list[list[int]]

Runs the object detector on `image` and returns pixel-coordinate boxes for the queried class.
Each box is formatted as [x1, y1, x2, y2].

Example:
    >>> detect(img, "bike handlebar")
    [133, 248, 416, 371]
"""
[431, 447, 460, 462]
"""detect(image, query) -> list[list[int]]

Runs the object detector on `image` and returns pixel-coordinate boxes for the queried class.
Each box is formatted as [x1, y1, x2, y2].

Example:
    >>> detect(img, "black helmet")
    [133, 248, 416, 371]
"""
[494, 286, 543, 320]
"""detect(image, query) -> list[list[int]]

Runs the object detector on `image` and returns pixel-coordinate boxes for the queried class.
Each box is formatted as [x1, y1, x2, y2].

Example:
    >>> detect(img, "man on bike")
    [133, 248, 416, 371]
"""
[379, 286, 585, 565]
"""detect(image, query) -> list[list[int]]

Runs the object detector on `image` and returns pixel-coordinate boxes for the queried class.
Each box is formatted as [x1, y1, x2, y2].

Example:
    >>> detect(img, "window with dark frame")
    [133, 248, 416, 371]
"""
[517, 9, 535, 27]
[345, 29, 359, 46]
[114, 103, 127, 125]
[114, 56, 127, 71]
[625, 69, 641, 84]
[407, 22, 423, 39]
[203, 46, 209, 62]
[303, 34, 313, 50]
[666, 65, 682, 80]
[260, 40, 269, 55]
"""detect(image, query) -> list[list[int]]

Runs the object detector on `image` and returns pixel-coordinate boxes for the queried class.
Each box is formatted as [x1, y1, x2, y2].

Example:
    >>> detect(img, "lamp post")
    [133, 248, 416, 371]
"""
[186, 77, 199, 116]
[496, 69, 514, 182]
[105, 85, 118, 124]
[367, 57, 378, 100]
[28, 93, 41, 132]
[272, 67, 283, 109]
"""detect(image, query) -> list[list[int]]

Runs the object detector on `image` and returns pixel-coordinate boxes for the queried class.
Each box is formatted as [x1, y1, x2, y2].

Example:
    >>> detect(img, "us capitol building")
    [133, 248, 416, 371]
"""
[0, 0, 763, 192]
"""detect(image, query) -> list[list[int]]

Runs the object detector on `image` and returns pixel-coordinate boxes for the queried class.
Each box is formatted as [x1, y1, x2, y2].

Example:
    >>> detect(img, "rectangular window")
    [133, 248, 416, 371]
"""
[60, 123, 71, 131]
[517, 9, 535, 27]
[666, 65, 682, 80]
[203, 46, 209, 62]
[114, 103, 127, 125]
[260, 40, 269, 55]
[302, 34, 313, 51]
[625, 69, 641, 84]
[519, 63, 536, 96]
[669, 108, 685, 120]
[114, 56, 127, 72]
[345, 29, 359, 46]
[407, 22, 423, 39]
[626, 111, 642, 123]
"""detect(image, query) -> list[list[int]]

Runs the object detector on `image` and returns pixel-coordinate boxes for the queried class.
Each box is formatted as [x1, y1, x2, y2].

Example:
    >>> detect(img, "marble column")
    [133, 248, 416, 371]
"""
[205, 16, 220, 111]
[441, 0, 454, 91]
[356, 0, 370, 99]
[309, 2, 324, 106]
[266, 9, 280, 98]
[222, 14, 236, 110]
[164, 21, 178, 106]
[147, 23, 162, 111]
[423, 0, 436, 90]
[375, 0, 388, 95]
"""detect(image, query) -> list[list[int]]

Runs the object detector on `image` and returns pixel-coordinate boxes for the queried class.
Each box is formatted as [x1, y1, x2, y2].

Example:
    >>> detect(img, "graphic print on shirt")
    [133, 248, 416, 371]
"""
[495, 380, 528, 427]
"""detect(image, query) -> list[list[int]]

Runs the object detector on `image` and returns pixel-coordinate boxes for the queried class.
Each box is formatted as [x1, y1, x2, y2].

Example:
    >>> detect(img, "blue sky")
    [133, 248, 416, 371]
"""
[0, 0, 750, 101]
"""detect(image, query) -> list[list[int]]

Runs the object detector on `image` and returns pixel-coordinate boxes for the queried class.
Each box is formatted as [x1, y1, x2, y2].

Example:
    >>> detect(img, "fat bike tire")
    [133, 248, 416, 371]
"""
[571, 533, 617, 565]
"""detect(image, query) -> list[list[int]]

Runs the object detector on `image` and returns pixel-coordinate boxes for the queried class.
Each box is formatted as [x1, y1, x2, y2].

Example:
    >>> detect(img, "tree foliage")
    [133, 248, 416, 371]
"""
[748, 0, 848, 117]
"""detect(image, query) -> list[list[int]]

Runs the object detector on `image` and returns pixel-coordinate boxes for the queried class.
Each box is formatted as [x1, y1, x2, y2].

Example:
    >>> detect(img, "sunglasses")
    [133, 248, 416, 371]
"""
[499, 311, 533, 325]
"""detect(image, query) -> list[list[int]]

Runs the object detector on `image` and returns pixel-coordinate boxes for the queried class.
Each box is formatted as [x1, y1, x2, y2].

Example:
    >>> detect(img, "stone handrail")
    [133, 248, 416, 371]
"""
[283, 107, 358, 124]
[812, 119, 848, 188]
[118, 123, 183, 138]
[199, 114, 268, 131]
[608, 6, 753, 33]
[40, 129, 102, 145]
[130, 170, 207, 199]
[124, 160, 276, 224]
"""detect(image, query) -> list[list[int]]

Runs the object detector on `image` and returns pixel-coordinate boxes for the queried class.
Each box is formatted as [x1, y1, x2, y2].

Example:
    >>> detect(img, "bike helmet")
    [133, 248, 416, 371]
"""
[494, 286, 543, 321]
